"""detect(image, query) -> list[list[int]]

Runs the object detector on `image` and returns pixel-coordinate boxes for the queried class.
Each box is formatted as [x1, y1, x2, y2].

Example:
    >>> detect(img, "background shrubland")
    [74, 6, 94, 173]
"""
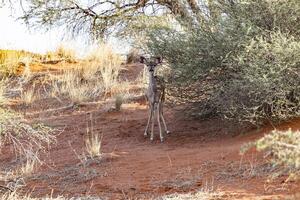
[140, 0, 300, 125]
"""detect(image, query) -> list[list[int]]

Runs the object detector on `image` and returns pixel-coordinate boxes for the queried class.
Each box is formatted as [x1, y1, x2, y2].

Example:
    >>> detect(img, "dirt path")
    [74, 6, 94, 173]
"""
[12, 102, 298, 199]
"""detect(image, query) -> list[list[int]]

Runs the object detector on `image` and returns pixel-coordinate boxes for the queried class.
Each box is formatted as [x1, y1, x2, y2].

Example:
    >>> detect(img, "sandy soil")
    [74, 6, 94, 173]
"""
[1, 63, 300, 200]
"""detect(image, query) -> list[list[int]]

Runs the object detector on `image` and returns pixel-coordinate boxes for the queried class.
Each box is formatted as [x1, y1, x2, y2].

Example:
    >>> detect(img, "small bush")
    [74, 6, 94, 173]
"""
[214, 31, 300, 124]
[144, 0, 300, 125]
[0, 50, 31, 77]
[243, 129, 300, 179]
[0, 107, 56, 155]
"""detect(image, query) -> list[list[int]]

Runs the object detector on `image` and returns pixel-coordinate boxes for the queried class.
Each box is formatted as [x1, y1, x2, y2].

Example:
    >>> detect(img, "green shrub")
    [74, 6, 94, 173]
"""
[143, 0, 300, 124]
[214, 31, 300, 124]
[242, 129, 300, 179]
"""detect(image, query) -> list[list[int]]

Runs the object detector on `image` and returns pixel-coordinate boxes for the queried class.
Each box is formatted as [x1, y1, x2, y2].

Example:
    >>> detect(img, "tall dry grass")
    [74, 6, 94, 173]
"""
[0, 50, 41, 77]
[44, 44, 76, 62]
[0, 50, 27, 76]
[48, 43, 123, 104]
[50, 69, 103, 104]
[85, 43, 123, 94]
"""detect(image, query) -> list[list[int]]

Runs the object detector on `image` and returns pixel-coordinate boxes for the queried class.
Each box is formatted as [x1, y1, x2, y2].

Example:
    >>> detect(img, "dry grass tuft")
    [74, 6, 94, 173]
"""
[18, 156, 39, 177]
[85, 133, 102, 159]
[20, 88, 36, 106]
[47, 43, 123, 104]
[0, 50, 39, 77]
[85, 114, 102, 159]
[50, 68, 103, 104]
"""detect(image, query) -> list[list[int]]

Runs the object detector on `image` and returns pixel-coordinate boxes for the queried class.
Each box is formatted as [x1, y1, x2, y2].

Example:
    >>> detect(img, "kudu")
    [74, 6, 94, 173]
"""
[140, 56, 170, 142]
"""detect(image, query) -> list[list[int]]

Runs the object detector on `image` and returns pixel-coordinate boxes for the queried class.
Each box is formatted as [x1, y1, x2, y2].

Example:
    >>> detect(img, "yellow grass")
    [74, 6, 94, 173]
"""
[20, 88, 36, 105]
[0, 50, 41, 76]
[46, 43, 123, 103]
[85, 43, 123, 94]
[85, 133, 102, 158]
[18, 158, 38, 177]
[44, 44, 76, 62]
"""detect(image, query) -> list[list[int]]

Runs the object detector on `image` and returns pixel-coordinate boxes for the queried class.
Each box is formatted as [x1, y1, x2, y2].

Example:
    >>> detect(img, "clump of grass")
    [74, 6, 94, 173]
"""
[85, 133, 102, 159]
[0, 50, 39, 77]
[20, 88, 36, 106]
[54, 44, 76, 61]
[84, 113, 102, 159]
[52, 69, 103, 104]
[18, 157, 38, 177]
[20, 57, 32, 79]
[0, 50, 25, 76]
[48, 43, 122, 103]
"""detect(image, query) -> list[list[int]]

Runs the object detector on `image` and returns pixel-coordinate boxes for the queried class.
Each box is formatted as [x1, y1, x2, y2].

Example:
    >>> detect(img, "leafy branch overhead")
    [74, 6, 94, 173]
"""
[20, 0, 217, 38]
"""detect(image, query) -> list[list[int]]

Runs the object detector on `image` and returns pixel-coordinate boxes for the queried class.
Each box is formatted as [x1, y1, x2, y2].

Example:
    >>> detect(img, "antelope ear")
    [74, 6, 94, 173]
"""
[140, 56, 146, 64]
[155, 56, 162, 64]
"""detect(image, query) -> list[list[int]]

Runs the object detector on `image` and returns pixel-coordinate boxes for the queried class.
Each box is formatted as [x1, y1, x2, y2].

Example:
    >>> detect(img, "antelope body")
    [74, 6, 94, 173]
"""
[140, 56, 170, 142]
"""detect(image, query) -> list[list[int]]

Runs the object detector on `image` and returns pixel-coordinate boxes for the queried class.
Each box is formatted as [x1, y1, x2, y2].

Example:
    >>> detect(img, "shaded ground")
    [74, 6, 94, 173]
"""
[1, 63, 300, 199]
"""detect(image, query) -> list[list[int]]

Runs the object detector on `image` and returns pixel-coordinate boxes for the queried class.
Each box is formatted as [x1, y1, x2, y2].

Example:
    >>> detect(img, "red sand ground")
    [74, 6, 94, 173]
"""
[1, 63, 300, 199]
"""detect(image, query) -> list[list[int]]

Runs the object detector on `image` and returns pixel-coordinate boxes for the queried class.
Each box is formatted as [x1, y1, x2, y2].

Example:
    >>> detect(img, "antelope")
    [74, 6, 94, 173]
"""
[140, 56, 170, 142]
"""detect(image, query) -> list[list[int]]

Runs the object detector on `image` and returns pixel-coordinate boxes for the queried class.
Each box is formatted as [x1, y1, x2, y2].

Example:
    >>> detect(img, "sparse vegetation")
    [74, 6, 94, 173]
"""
[44, 45, 76, 62]
[20, 88, 36, 106]
[18, 156, 38, 177]
[0, 192, 70, 200]
[159, 190, 224, 200]
[86, 44, 123, 94]
[0, 79, 8, 105]
[0, 50, 29, 77]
